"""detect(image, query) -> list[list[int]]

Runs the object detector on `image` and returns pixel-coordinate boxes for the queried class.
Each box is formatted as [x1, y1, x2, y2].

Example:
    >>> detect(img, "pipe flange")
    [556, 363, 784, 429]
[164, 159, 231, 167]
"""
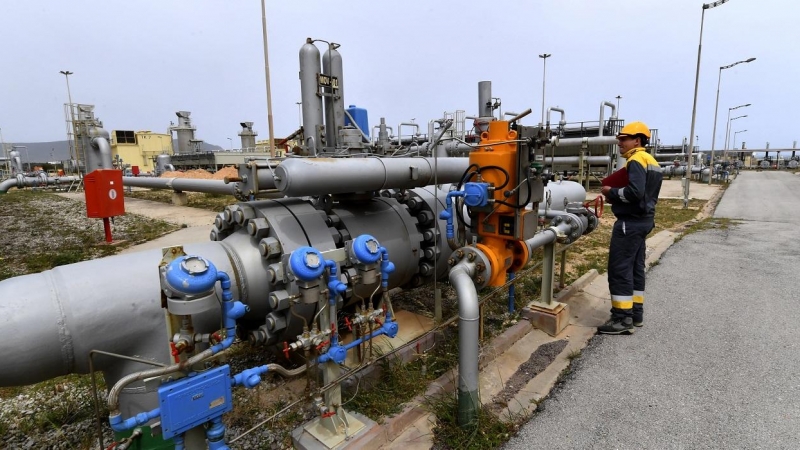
[449, 246, 491, 289]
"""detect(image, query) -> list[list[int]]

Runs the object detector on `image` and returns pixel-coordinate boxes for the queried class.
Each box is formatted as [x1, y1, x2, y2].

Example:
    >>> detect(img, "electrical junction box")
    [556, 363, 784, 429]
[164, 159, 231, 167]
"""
[158, 365, 233, 439]
[83, 169, 125, 218]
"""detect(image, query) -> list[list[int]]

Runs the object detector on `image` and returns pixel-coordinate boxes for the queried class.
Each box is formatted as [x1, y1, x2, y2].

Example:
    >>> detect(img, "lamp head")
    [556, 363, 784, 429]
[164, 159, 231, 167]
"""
[745, 57, 756, 63]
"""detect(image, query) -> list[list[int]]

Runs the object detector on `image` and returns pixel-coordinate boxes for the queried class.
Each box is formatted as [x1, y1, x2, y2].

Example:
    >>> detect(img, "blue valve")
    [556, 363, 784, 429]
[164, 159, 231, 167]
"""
[352, 234, 382, 264]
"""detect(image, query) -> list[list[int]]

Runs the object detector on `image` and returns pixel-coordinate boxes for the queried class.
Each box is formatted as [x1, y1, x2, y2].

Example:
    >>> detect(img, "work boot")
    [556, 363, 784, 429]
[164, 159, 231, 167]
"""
[633, 304, 644, 328]
[597, 317, 635, 335]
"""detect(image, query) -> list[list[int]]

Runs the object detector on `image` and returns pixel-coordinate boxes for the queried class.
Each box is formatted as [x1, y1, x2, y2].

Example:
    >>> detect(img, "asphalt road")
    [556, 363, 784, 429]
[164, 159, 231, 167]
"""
[504, 171, 800, 449]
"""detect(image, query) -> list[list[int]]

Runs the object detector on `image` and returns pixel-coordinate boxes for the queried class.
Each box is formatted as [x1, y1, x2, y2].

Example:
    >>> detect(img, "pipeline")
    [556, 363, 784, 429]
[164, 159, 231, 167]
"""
[0, 174, 80, 194]
[598, 101, 617, 137]
[122, 176, 244, 197]
[272, 156, 468, 197]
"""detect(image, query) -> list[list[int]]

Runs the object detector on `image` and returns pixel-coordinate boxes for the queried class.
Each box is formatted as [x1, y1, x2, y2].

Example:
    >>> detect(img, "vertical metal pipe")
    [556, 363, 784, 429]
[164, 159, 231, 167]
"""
[541, 241, 556, 304]
[449, 261, 479, 427]
[559, 249, 567, 289]
[478, 81, 492, 118]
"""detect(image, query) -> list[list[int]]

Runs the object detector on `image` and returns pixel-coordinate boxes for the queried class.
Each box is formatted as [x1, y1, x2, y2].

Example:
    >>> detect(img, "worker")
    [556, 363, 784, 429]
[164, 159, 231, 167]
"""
[599, 122, 662, 334]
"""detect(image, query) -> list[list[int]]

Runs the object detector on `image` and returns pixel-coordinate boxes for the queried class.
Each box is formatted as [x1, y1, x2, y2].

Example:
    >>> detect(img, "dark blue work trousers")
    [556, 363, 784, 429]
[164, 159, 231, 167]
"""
[607, 218, 654, 318]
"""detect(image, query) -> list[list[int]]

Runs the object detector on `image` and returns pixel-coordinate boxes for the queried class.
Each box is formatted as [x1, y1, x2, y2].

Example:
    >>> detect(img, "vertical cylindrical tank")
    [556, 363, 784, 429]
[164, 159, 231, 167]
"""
[345, 105, 369, 137]
[299, 39, 324, 155]
[173, 111, 197, 155]
[322, 45, 344, 148]
[238, 122, 258, 150]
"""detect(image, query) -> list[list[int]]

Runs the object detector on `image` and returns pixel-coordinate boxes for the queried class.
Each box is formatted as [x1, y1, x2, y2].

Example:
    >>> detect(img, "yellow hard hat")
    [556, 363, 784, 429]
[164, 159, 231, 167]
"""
[617, 121, 651, 139]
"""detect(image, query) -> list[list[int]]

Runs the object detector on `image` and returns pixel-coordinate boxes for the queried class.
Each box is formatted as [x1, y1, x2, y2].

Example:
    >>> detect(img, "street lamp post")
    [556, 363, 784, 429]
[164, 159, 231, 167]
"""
[615, 95, 622, 115]
[227, 137, 233, 151]
[733, 129, 747, 152]
[538, 53, 551, 125]
[295, 101, 302, 128]
[708, 57, 756, 184]
[724, 103, 750, 153]
[684, 0, 730, 209]
[260, 0, 276, 157]
[725, 115, 747, 160]
[59, 70, 76, 163]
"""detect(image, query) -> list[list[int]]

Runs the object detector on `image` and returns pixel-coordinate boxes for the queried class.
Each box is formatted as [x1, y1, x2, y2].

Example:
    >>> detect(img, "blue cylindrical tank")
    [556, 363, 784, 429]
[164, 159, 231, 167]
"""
[345, 105, 369, 138]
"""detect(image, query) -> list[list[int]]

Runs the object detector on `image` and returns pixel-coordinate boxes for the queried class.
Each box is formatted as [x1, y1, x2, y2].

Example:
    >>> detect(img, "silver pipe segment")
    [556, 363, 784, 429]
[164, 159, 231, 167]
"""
[122, 176, 242, 196]
[91, 135, 114, 170]
[546, 107, 566, 126]
[550, 136, 619, 148]
[544, 155, 612, 166]
[273, 157, 469, 197]
[478, 81, 492, 117]
[0, 175, 80, 193]
[598, 101, 618, 137]
[449, 259, 480, 426]
[524, 219, 577, 253]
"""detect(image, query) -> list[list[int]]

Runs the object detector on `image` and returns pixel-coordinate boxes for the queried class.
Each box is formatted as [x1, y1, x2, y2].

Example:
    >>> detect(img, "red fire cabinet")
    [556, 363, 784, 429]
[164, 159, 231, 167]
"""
[84, 169, 125, 218]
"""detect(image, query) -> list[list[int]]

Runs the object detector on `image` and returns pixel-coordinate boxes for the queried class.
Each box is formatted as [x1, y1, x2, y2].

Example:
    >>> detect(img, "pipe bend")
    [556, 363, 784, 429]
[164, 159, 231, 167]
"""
[450, 261, 479, 321]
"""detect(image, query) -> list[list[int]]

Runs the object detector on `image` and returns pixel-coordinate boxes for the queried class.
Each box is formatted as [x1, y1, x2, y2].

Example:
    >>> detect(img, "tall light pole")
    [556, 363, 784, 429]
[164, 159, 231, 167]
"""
[615, 95, 622, 115]
[733, 129, 747, 151]
[725, 115, 747, 160]
[724, 103, 750, 152]
[227, 137, 233, 151]
[260, 0, 276, 157]
[59, 70, 76, 162]
[708, 57, 756, 184]
[684, 0, 730, 208]
[538, 53, 551, 125]
[295, 101, 302, 128]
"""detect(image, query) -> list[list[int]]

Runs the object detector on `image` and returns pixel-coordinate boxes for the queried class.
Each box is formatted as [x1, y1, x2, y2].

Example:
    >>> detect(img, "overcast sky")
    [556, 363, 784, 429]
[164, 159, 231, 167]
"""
[0, 0, 797, 152]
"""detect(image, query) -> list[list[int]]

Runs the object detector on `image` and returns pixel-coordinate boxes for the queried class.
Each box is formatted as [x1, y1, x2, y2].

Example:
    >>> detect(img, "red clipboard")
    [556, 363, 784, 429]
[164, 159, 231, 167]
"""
[601, 168, 628, 188]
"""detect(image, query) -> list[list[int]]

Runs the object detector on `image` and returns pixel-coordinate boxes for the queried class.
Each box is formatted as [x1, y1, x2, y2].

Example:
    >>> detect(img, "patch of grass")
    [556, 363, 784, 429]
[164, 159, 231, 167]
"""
[426, 393, 518, 449]
[566, 348, 582, 361]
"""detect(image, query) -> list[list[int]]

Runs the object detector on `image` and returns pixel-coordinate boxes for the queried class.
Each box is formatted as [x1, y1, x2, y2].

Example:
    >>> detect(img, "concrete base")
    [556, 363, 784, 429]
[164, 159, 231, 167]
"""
[171, 191, 188, 206]
[293, 410, 377, 450]
[521, 302, 570, 336]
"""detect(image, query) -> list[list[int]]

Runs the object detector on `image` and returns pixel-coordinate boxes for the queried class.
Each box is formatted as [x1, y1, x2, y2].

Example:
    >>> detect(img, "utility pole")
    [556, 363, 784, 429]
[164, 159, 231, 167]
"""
[538, 53, 551, 125]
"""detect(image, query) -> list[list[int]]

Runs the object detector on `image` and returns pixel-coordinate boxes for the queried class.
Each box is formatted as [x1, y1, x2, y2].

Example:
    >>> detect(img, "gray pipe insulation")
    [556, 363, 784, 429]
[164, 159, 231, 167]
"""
[0, 174, 80, 194]
[122, 176, 243, 196]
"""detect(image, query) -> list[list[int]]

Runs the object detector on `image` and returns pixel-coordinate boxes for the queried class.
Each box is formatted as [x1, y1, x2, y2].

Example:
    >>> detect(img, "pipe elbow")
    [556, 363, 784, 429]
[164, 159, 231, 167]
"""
[450, 262, 479, 321]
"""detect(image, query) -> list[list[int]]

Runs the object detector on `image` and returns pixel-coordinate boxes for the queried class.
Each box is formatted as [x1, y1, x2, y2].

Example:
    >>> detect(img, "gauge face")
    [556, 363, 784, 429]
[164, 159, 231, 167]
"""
[304, 251, 321, 268]
[181, 256, 208, 275]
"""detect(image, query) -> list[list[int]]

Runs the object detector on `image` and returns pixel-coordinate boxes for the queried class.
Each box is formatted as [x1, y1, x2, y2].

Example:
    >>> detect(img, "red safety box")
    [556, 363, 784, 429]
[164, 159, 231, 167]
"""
[84, 169, 126, 218]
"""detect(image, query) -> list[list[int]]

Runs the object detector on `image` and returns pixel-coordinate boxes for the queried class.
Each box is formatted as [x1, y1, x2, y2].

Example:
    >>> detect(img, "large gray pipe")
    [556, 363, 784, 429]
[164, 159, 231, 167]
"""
[122, 176, 242, 196]
[86, 128, 113, 172]
[0, 174, 80, 194]
[300, 39, 324, 154]
[450, 259, 480, 426]
[0, 241, 235, 417]
[322, 45, 344, 148]
[273, 157, 470, 197]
